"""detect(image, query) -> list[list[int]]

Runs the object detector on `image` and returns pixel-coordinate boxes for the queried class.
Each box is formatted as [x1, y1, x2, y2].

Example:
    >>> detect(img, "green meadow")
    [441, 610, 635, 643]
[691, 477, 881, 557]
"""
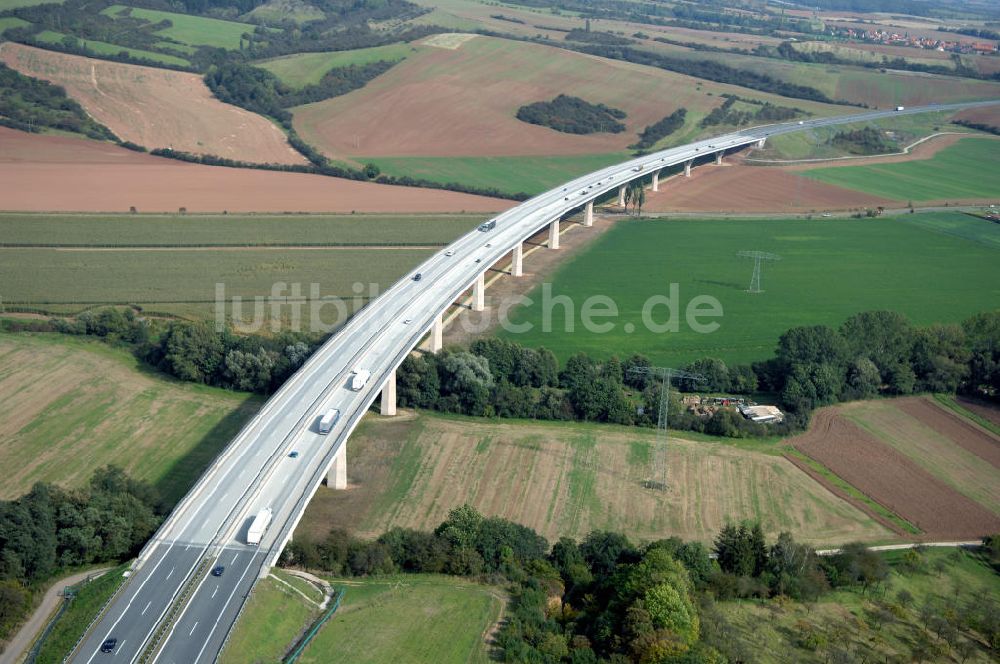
[500, 212, 1000, 367]
[802, 137, 1000, 201]
[258, 44, 414, 88]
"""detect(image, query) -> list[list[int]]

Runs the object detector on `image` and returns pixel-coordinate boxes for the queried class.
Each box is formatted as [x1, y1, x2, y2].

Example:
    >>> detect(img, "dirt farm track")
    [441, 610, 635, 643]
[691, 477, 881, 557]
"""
[0, 128, 511, 214]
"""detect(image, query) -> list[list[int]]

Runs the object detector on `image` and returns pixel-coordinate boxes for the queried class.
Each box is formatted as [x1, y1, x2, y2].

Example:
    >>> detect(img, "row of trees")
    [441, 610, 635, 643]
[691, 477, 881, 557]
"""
[0, 468, 162, 641]
[630, 107, 686, 151]
[0, 63, 118, 140]
[395, 309, 999, 435]
[700, 95, 802, 129]
[517, 95, 628, 135]
[285, 505, 1000, 661]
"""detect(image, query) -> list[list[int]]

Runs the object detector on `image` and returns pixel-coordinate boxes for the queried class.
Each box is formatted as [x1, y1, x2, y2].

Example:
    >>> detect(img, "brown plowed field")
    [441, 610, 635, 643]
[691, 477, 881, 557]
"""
[0, 128, 510, 213]
[292, 35, 842, 160]
[0, 43, 304, 165]
[791, 407, 1000, 539]
[896, 397, 1000, 468]
[644, 163, 899, 213]
[953, 105, 1000, 131]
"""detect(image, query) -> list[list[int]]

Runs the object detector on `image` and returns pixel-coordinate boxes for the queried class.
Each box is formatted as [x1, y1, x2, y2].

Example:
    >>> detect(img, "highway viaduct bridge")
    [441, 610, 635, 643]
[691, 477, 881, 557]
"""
[69, 100, 999, 664]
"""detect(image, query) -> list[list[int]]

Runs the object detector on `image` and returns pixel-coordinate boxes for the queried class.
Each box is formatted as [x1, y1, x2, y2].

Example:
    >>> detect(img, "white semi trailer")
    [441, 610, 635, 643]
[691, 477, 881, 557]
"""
[246, 507, 272, 546]
[350, 368, 371, 391]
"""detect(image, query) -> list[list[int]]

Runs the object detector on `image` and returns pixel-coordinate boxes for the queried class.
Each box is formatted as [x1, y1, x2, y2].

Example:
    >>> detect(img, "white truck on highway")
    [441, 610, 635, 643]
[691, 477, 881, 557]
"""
[896, 106, 905, 111]
[350, 368, 371, 391]
[246, 508, 272, 546]
[318, 408, 340, 434]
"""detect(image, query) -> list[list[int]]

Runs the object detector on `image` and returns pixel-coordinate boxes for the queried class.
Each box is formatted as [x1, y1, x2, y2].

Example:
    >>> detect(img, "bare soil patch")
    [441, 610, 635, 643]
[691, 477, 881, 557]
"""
[953, 105, 1000, 131]
[0, 127, 511, 213]
[292, 35, 840, 161]
[790, 407, 1000, 539]
[0, 43, 304, 165]
[644, 163, 898, 213]
[896, 397, 1000, 468]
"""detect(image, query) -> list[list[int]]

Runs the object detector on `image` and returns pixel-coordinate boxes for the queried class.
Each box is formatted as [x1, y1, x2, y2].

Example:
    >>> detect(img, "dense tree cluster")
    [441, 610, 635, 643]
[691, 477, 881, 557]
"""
[700, 95, 802, 128]
[396, 338, 777, 437]
[0, 64, 118, 140]
[630, 107, 686, 151]
[284, 505, 999, 662]
[754, 310, 1000, 415]
[829, 126, 893, 154]
[563, 43, 840, 104]
[563, 28, 634, 46]
[0, 468, 162, 641]
[516, 95, 627, 135]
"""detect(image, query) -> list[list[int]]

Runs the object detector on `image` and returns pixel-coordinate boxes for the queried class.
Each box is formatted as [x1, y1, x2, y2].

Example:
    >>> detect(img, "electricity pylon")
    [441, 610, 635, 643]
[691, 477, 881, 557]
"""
[736, 250, 781, 293]
[628, 366, 705, 491]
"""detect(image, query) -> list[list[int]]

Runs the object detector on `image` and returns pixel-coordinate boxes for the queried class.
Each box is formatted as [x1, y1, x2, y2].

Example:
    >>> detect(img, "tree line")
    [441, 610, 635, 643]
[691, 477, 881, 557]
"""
[516, 94, 628, 135]
[630, 107, 686, 151]
[283, 504, 1000, 662]
[0, 467, 162, 643]
[565, 42, 844, 106]
[396, 309, 999, 434]
[700, 95, 803, 129]
[0, 64, 118, 141]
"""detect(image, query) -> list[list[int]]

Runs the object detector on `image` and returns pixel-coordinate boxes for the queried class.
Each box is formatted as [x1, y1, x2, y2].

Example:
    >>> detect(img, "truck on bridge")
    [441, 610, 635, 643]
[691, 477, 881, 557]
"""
[246, 508, 272, 546]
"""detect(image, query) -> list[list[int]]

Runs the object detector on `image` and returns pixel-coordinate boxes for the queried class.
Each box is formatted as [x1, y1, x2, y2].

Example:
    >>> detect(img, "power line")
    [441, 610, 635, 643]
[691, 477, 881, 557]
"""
[736, 250, 781, 293]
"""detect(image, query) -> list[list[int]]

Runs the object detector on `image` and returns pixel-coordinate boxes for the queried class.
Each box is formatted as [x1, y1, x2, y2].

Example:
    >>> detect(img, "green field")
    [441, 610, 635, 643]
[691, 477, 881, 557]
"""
[100, 5, 259, 50]
[0, 0, 61, 8]
[219, 575, 320, 664]
[301, 576, 501, 664]
[258, 44, 414, 88]
[803, 137, 1000, 201]
[0, 213, 476, 319]
[499, 212, 1000, 367]
[223, 574, 501, 664]
[719, 547, 1000, 663]
[366, 152, 631, 197]
[0, 333, 259, 502]
[0, 16, 30, 33]
[31, 30, 190, 67]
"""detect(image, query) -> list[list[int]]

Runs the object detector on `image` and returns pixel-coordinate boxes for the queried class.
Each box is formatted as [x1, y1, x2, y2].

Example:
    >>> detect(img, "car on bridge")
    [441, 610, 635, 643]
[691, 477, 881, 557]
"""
[212, 565, 225, 577]
[100, 638, 117, 653]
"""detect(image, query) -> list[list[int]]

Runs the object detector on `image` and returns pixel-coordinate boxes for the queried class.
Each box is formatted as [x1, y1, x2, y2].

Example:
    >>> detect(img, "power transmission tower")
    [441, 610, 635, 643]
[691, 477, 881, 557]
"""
[628, 366, 705, 491]
[736, 250, 781, 293]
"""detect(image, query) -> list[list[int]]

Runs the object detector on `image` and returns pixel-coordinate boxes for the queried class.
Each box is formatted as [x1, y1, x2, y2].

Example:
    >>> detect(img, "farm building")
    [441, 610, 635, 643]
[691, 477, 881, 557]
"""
[738, 404, 785, 424]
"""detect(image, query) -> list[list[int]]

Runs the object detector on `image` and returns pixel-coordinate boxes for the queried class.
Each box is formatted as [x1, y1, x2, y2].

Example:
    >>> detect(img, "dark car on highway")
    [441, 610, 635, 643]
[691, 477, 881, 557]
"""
[212, 565, 225, 577]
[101, 638, 117, 653]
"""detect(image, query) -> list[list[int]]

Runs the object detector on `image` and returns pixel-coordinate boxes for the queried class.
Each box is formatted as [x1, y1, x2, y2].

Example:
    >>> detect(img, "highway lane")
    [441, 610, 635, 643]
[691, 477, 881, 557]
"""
[67, 100, 998, 663]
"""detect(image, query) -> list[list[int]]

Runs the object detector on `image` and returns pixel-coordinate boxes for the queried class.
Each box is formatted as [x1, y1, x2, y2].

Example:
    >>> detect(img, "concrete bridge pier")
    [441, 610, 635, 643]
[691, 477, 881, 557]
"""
[715, 151, 724, 165]
[430, 312, 443, 351]
[512, 242, 523, 276]
[618, 184, 626, 207]
[473, 272, 485, 311]
[327, 443, 347, 490]
[380, 369, 396, 417]
[584, 200, 594, 227]
[548, 218, 560, 249]
[684, 160, 692, 177]
[651, 170, 660, 192]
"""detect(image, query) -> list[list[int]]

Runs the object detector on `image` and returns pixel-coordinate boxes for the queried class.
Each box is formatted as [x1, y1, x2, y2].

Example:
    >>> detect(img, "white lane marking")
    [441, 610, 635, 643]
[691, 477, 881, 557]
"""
[220, 492, 228, 501]
[141, 601, 151, 616]
[165, 567, 175, 580]
[212, 585, 219, 599]
[191, 552, 260, 664]
[231, 553, 239, 565]
[189, 622, 199, 636]
[114, 640, 125, 657]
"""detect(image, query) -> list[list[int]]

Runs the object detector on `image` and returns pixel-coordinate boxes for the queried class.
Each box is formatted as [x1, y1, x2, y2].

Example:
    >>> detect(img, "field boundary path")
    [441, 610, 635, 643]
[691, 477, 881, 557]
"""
[815, 541, 982, 556]
[745, 131, 976, 164]
[0, 568, 111, 664]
